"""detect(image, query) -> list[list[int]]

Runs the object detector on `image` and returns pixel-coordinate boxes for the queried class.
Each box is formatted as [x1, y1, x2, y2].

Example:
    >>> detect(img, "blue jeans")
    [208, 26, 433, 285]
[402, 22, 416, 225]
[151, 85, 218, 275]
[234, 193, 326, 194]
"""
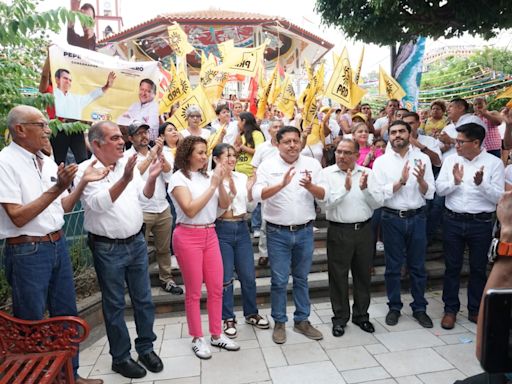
[427, 194, 445, 243]
[381, 210, 428, 313]
[89, 232, 156, 364]
[215, 220, 258, 320]
[3, 237, 79, 374]
[251, 203, 262, 232]
[442, 212, 494, 315]
[267, 223, 314, 323]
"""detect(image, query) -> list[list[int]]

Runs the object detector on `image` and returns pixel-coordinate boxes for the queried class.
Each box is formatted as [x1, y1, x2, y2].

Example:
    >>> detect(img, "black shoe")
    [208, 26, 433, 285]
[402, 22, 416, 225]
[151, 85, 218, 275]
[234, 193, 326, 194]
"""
[161, 281, 184, 295]
[352, 320, 375, 333]
[139, 351, 164, 373]
[112, 358, 146, 379]
[385, 310, 401, 326]
[332, 324, 345, 337]
[413, 311, 433, 328]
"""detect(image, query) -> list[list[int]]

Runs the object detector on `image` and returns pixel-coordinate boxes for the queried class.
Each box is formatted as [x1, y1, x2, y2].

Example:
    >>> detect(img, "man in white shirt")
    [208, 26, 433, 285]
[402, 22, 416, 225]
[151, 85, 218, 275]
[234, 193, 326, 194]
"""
[319, 139, 382, 337]
[126, 121, 183, 295]
[436, 122, 504, 330]
[251, 118, 283, 266]
[439, 98, 486, 160]
[117, 79, 160, 141]
[0, 105, 107, 384]
[253, 126, 325, 344]
[373, 120, 435, 328]
[54, 68, 115, 121]
[76, 121, 164, 379]
[374, 99, 400, 138]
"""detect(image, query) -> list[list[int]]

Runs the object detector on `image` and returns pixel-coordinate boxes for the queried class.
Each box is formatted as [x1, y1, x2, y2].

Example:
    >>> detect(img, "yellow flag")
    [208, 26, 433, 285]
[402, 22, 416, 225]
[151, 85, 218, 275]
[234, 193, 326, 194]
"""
[354, 47, 365, 84]
[168, 85, 217, 130]
[324, 48, 366, 109]
[217, 40, 268, 77]
[158, 61, 192, 115]
[496, 85, 512, 100]
[302, 63, 325, 127]
[200, 53, 228, 103]
[276, 74, 296, 120]
[256, 66, 278, 120]
[257, 67, 267, 99]
[217, 39, 234, 63]
[167, 23, 194, 57]
[268, 68, 282, 105]
[379, 66, 406, 100]
[332, 52, 340, 68]
[306, 117, 324, 146]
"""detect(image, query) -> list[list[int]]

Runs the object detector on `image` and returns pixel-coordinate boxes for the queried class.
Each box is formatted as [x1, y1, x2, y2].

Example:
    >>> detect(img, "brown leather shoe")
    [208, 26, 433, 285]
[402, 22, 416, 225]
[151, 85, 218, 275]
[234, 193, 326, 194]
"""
[441, 313, 456, 330]
[75, 376, 104, 384]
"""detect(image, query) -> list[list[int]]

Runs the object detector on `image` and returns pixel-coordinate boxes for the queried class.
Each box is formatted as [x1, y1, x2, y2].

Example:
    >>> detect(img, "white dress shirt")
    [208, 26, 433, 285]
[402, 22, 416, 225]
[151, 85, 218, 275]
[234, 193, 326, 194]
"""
[116, 101, 160, 141]
[251, 141, 278, 168]
[54, 87, 103, 120]
[319, 164, 382, 223]
[124, 147, 171, 214]
[505, 165, 512, 186]
[436, 150, 504, 213]
[181, 128, 211, 140]
[372, 146, 435, 210]
[440, 114, 486, 160]
[386, 135, 442, 165]
[217, 171, 251, 217]
[76, 155, 147, 238]
[168, 170, 218, 224]
[0, 142, 67, 238]
[253, 154, 323, 225]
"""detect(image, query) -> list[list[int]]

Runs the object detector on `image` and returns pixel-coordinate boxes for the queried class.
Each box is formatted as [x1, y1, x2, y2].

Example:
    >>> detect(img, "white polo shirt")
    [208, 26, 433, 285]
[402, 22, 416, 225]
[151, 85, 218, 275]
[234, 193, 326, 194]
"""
[76, 155, 147, 238]
[0, 142, 67, 238]
[251, 141, 278, 168]
[253, 154, 323, 226]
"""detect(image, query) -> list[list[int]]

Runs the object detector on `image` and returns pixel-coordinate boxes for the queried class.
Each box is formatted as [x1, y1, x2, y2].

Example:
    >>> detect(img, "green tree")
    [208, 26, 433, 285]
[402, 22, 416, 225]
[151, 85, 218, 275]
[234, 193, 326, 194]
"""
[0, 0, 91, 149]
[314, 0, 512, 47]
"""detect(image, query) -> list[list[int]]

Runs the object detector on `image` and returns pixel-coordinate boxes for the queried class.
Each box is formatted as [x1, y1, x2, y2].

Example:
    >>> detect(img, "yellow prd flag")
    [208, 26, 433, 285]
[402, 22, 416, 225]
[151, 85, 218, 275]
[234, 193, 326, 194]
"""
[167, 23, 195, 57]
[256, 65, 278, 120]
[354, 47, 365, 84]
[200, 53, 228, 103]
[306, 117, 324, 146]
[256, 67, 267, 99]
[267, 67, 282, 105]
[496, 85, 512, 100]
[168, 85, 217, 130]
[379, 66, 406, 100]
[217, 39, 234, 63]
[297, 59, 314, 109]
[276, 74, 296, 120]
[332, 52, 340, 68]
[302, 63, 325, 127]
[216, 40, 268, 78]
[324, 48, 366, 109]
[159, 61, 192, 115]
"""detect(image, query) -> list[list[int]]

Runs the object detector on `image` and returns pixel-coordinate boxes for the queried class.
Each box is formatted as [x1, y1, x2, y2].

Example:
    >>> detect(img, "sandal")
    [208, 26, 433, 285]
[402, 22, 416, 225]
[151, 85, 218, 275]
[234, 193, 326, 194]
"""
[223, 318, 237, 338]
[245, 314, 270, 329]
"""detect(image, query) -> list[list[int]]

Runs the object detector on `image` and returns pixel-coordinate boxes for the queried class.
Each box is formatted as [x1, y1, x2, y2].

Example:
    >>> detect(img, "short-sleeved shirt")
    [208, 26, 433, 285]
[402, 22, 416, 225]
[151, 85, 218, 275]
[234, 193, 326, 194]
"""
[235, 130, 265, 177]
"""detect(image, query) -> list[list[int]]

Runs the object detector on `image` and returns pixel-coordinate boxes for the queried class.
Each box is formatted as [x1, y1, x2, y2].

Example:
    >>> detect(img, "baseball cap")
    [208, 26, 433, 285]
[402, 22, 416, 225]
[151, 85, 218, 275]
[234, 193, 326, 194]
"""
[352, 112, 368, 122]
[128, 121, 150, 136]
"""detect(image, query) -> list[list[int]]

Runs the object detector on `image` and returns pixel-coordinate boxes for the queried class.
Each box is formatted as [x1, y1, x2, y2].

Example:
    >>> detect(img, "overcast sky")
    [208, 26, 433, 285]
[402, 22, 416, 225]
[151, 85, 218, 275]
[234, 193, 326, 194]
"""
[39, 0, 512, 75]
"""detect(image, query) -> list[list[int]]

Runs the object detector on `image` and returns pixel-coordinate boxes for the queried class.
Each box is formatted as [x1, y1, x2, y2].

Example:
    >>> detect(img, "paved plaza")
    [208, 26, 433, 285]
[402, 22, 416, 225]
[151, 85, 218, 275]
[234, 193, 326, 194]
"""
[78, 288, 481, 383]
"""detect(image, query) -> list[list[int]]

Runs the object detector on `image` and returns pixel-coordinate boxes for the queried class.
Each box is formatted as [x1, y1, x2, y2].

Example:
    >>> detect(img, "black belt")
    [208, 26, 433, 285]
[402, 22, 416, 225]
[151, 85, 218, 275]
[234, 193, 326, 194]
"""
[88, 227, 143, 245]
[445, 209, 494, 221]
[266, 221, 313, 232]
[328, 219, 371, 231]
[383, 207, 425, 218]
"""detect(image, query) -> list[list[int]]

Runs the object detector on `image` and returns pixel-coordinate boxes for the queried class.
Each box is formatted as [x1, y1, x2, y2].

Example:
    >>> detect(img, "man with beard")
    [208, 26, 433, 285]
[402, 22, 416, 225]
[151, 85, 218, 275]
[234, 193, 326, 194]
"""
[373, 120, 435, 328]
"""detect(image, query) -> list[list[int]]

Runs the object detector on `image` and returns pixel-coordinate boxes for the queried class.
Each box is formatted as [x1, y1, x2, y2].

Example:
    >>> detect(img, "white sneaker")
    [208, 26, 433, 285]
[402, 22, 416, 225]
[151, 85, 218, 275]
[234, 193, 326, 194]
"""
[192, 337, 212, 359]
[210, 334, 240, 351]
[253, 230, 261, 238]
[376, 241, 385, 252]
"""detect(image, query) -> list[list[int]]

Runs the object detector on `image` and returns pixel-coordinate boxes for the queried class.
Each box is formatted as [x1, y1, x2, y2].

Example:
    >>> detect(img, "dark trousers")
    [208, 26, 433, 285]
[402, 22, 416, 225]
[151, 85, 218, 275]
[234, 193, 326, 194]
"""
[51, 130, 87, 165]
[327, 222, 373, 326]
[442, 212, 494, 315]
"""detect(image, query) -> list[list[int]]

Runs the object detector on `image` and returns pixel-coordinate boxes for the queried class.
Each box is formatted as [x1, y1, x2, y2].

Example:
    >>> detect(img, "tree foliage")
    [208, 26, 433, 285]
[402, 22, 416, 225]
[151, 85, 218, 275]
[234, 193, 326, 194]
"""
[0, 0, 92, 148]
[314, 0, 512, 46]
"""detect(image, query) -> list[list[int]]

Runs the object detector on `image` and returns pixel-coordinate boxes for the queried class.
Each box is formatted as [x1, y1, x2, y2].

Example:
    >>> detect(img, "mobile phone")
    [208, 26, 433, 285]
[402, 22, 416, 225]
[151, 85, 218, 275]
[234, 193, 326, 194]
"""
[480, 288, 512, 373]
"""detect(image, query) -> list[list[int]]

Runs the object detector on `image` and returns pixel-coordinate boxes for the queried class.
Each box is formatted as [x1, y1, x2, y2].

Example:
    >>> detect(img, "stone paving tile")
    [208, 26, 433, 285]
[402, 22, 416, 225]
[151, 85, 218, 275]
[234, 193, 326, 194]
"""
[395, 375, 423, 384]
[132, 356, 200, 383]
[281, 342, 328, 365]
[340, 366, 390, 383]
[154, 376, 200, 384]
[269, 361, 345, 384]
[417, 369, 467, 384]
[326, 345, 380, 371]
[375, 348, 453, 377]
[317, 323, 379, 350]
[261, 346, 287, 368]
[375, 314, 425, 332]
[433, 344, 483, 376]
[364, 343, 389, 355]
[375, 329, 445, 352]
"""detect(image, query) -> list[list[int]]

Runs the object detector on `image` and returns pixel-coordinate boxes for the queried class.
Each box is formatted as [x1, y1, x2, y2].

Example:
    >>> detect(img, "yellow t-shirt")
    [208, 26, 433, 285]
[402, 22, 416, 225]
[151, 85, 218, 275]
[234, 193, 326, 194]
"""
[422, 118, 446, 136]
[235, 130, 265, 177]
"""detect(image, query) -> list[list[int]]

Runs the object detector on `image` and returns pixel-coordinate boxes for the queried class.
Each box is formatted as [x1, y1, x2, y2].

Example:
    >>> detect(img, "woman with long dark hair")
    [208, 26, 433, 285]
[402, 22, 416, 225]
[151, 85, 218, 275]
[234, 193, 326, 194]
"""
[168, 136, 240, 359]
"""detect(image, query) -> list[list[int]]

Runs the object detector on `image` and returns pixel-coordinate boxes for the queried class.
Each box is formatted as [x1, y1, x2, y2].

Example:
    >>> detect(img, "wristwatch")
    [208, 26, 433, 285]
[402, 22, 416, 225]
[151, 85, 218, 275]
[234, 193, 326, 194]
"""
[488, 239, 512, 262]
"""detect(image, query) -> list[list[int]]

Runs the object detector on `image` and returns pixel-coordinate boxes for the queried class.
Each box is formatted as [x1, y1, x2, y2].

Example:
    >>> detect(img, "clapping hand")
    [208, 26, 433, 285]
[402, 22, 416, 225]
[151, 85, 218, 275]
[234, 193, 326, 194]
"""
[453, 163, 464, 185]
[474, 166, 484, 186]
[56, 163, 78, 189]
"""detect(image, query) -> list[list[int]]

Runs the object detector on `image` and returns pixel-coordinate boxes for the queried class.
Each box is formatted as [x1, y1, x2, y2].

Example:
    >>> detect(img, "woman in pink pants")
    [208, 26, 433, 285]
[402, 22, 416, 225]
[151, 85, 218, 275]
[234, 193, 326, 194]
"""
[168, 136, 240, 359]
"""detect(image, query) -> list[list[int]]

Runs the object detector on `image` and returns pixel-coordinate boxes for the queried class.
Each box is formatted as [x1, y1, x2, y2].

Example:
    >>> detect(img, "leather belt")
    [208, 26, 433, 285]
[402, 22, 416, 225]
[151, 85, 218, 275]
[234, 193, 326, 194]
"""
[383, 207, 425, 218]
[6, 230, 63, 245]
[216, 217, 245, 222]
[179, 223, 216, 228]
[328, 219, 371, 231]
[88, 227, 143, 245]
[266, 221, 313, 232]
[445, 208, 494, 221]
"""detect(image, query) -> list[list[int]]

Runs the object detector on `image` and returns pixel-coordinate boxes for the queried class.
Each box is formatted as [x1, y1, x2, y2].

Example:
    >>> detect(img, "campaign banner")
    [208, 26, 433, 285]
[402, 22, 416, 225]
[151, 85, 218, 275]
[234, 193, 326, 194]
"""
[49, 43, 160, 125]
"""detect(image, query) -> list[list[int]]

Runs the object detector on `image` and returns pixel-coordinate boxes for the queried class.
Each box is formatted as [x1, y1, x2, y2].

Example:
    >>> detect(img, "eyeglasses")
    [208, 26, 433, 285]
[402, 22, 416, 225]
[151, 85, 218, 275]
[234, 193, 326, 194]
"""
[455, 139, 475, 146]
[335, 150, 355, 156]
[20, 122, 49, 129]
